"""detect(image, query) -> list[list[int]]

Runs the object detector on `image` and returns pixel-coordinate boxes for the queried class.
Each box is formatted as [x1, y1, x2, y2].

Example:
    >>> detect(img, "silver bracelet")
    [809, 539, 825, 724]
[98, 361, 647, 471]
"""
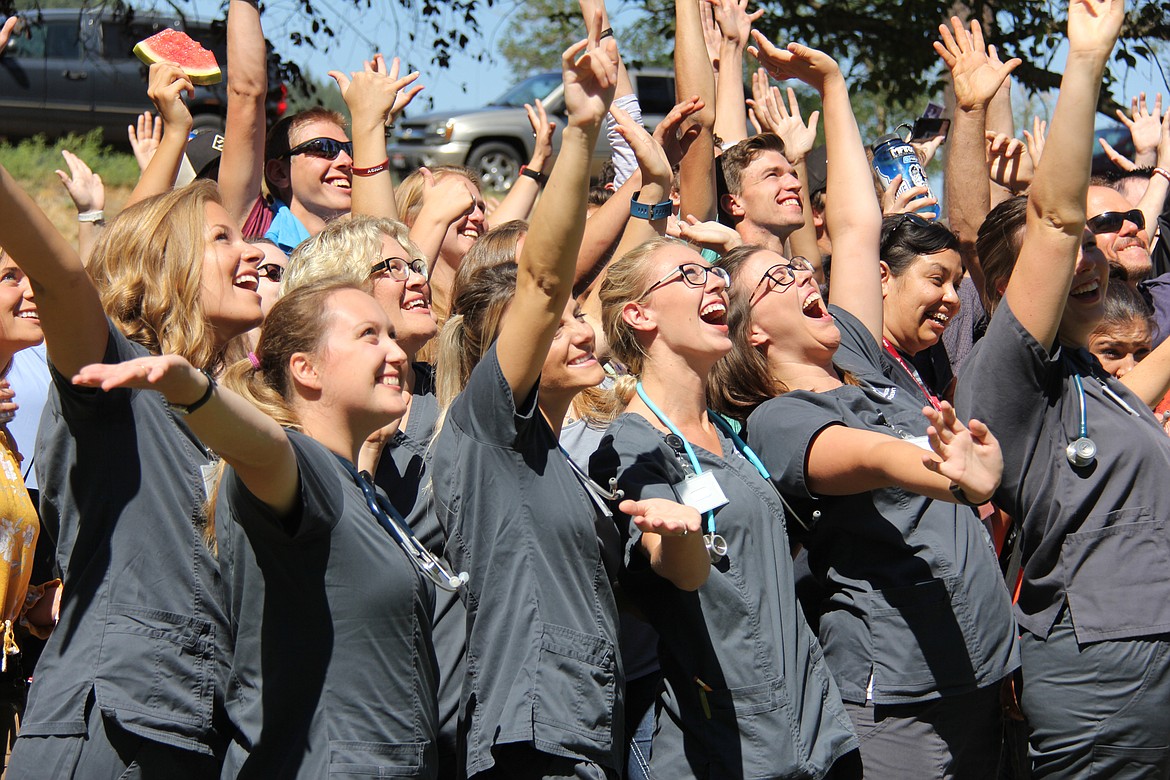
[77, 210, 104, 223]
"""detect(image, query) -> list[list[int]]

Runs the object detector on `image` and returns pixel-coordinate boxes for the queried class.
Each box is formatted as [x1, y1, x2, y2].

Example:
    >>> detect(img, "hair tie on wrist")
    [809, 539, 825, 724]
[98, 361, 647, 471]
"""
[248, 351, 262, 370]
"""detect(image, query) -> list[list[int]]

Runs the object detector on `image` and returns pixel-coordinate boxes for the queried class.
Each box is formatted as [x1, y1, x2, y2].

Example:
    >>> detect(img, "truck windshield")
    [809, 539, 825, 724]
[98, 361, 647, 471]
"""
[489, 73, 561, 107]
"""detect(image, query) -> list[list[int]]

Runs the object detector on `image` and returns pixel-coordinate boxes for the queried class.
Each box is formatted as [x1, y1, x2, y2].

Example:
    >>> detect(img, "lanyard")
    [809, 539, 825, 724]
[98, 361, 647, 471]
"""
[336, 456, 469, 592]
[882, 338, 942, 411]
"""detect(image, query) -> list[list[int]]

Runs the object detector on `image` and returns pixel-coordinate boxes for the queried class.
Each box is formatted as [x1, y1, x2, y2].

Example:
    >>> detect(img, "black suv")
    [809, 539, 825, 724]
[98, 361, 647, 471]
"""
[0, 7, 286, 145]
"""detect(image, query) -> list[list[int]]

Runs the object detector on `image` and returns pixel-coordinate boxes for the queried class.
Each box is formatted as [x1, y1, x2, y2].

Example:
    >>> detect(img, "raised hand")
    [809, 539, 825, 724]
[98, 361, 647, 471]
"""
[934, 18, 1021, 111]
[416, 166, 477, 226]
[610, 103, 672, 188]
[921, 402, 1002, 505]
[1023, 115, 1047, 170]
[127, 111, 163, 172]
[707, 0, 763, 48]
[667, 213, 744, 253]
[653, 95, 705, 167]
[329, 54, 421, 132]
[912, 134, 945, 167]
[146, 62, 195, 132]
[747, 33, 842, 95]
[1067, 0, 1125, 56]
[1117, 92, 1163, 165]
[619, 497, 703, 537]
[524, 98, 556, 165]
[985, 131, 1033, 192]
[699, 0, 722, 71]
[561, 13, 619, 131]
[55, 150, 105, 214]
[747, 70, 819, 163]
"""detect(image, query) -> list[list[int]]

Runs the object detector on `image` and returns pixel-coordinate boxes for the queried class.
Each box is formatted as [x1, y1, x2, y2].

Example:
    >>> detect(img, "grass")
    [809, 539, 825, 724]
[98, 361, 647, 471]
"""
[0, 132, 138, 246]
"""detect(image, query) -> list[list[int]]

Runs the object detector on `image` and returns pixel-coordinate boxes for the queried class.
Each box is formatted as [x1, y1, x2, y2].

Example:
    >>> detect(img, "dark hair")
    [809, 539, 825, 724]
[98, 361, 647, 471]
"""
[975, 195, 1029, 314]
[1097, 279, 1154, 333]
[720, 133, 786, 197]
[880, 214, 960, 276]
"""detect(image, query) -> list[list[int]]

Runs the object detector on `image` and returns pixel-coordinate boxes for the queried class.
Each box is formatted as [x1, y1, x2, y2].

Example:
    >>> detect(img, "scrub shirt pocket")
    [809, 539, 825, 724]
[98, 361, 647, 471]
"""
[532, 623, 617, 758]
[327, 740, 427, 777]
[1061, 510, 1170, 642]
[703, 678, 802, 777]
[94, 604, 215, 739]
[869, 579, 973, 697]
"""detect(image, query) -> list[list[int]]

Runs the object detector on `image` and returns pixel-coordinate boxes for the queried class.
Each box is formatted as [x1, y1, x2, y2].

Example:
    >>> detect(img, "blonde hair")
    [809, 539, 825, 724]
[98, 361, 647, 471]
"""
[435, 261, 517, 409]
[87, 180, 227, 370]
[395, 165, 480, 226]
[282, 215, 424, 294]
[460, 220, 527, 278]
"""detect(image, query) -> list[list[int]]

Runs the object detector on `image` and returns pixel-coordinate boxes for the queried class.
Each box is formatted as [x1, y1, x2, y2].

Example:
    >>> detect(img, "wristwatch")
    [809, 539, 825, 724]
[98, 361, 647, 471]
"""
[166, 369, 217, 416]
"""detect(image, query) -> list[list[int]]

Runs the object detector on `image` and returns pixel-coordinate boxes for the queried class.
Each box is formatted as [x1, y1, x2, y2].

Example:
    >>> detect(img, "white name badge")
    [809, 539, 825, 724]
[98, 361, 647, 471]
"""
[678, 472, 729, 514]
[200, 463, 219, 501]
[904, 435, 932, 451]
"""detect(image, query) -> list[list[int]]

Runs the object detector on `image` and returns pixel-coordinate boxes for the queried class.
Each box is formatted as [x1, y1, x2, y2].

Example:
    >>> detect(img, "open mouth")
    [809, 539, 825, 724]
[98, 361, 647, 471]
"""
[377, 373, 401, 388]
[700, 301, 728, 325]
[1070, 279, 1101, 301]
[925, 310, 951, 328]
[569, 352, 597, 367]
[802, 290, 829, 319]
[234, 272, 259, 293]
[327, 177, 352, 191]
[15, 309, 39, 322]
[403, 297, 431, 313]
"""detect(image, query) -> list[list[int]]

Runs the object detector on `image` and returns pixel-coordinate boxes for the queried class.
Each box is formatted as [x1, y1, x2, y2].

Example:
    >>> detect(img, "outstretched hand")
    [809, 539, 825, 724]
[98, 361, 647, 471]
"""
[72, 354, 207, 406]
[921, 402, 1002, 505]
[1066, 0, 1125, 56]
[707, 0, 763, 48]
[329, 54, 422, 130]
[55, 150, 105, 214]
[561, 11, 619, 131]
[653, 96, 705, 168]
[747, 33, 841, 94]
[985, 131, 1033, 192]
[610, 103, 672, 188]
[747, 69, 819, 164]
[127, 111, 163, 172]
[524, 98, 556, 163]
[1117, 92, 1163, 163]
[620, 497, 703, 537]
[934, 18, 1021, 112]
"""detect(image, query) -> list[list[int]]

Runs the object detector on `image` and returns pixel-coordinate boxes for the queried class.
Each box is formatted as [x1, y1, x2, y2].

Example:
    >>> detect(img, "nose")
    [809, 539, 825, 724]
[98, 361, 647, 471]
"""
[942, 281, 960, 306]
[19, 276, 34, 302]
[385, 335, 408, 368]
[571, 315, 596, 347]
[1116, 354, 1137, 378]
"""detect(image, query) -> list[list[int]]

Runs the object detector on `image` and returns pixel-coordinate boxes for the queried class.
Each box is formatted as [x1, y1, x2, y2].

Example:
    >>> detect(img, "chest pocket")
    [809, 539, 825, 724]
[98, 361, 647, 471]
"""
[532, 623, 617, 764]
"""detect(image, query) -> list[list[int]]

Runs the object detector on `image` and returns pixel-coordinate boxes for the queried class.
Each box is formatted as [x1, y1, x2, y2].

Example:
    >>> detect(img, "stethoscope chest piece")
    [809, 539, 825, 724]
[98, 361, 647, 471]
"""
[1066, 436, 1097, 468]
[705, 532, 727, 563]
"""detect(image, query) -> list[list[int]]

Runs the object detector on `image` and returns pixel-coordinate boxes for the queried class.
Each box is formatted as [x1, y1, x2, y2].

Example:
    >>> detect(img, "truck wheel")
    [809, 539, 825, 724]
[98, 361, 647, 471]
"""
[467, 141, 523, 192]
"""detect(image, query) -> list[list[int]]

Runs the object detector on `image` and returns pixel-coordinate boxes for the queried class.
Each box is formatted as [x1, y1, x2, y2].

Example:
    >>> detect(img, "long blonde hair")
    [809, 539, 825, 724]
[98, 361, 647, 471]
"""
[282, 215, 424, 294]
[87, 180, 228, 370]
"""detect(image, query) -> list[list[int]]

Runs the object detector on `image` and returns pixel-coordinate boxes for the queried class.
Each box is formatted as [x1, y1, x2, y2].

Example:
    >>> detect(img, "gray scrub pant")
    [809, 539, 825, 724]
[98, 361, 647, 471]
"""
[472, 744, 616, 780]
[844, 682, 1002, 779]
[1020, 609, 1170, 779]
[7, 694, 218, 780]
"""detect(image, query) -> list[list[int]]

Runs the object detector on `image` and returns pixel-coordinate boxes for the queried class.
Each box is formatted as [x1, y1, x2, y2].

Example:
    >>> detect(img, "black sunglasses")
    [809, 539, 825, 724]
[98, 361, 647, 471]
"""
[257, 263, 285, 283]
[1087, 209, 1145, 234]
[281, 137, 353, 160]
[371, 257, 429, 281]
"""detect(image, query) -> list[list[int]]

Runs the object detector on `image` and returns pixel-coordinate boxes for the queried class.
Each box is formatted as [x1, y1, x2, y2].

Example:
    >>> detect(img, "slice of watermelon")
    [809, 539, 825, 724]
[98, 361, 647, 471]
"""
[133, 28, 222, 86]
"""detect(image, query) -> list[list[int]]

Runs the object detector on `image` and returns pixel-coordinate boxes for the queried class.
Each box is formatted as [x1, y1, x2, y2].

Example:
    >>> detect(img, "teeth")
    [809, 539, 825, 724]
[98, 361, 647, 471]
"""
[927, 312, 950, 324]
[16, 311, 37, 319]
[380, 375, 400, 387]
[569, 353, 595, 366]
[802, 292, 823, 314]
[1071, 280, 1099, 296]
[403, 299, 428, 310]
[329, 180, 351, 190]
[700, 302, 726, 317]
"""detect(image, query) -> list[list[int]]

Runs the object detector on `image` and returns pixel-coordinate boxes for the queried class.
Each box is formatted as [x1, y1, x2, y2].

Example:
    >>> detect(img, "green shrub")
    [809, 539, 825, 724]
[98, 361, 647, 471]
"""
[0, 130, 140, 189]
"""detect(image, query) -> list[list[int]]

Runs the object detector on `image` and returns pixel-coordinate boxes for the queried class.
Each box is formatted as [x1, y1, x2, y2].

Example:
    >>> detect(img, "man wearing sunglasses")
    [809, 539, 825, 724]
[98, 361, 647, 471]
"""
[262, 108, 355, 253]
[1086, 184, 1152, 285]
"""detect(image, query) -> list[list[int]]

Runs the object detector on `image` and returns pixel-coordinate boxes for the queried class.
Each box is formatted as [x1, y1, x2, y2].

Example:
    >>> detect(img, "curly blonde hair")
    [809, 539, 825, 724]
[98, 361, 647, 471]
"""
[282, 215, 424, 294]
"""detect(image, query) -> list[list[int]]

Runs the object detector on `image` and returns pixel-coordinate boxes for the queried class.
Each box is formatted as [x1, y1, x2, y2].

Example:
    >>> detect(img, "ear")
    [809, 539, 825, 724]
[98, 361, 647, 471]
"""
[879, 260, 892, 298]
[995, 277, 1008, 299]
[720, 192, 745, 219]
[621, 301, 656, 334]
[265, 158, 292, 197]
[288, 351, 322, 392]
[748, 319, 769, 348]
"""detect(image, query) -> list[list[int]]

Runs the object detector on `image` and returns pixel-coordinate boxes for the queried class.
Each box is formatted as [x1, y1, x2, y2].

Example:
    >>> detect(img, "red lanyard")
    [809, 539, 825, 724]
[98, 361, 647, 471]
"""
[882, 338, 943, 411]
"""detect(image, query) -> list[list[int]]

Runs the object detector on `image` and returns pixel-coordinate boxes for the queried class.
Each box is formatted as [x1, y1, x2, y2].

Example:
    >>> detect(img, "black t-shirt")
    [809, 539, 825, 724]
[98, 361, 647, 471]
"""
[218, 431, 438, 778]
[431, 343, 623, 775]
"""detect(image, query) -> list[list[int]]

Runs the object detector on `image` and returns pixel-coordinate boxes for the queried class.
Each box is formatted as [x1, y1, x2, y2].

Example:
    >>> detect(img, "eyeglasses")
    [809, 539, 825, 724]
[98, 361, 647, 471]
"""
[752, 256, 814, 298]
[371, 257, 429, 281]
[641, 262, 730, 298]
[257, 263, 285, 283]
[280, 137, 354, 160]
[1087, 209, 1145, 234]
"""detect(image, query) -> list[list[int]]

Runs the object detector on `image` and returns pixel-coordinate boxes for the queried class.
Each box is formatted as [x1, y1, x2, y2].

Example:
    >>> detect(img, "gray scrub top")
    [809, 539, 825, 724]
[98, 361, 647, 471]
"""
[747, 307, 1018, 705]
[829, 304, 937, 409]
[590, 413, 857, 780]
[956, 301, 1170, 643]
[27, 321, 229, 755]
[431, 343, 624, 776]
[217, 431, 438, 778]
[375, 362, 464, 775]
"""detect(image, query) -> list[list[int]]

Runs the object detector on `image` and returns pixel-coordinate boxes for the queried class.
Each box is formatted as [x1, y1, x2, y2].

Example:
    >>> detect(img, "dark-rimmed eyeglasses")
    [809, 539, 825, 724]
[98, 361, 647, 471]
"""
[641, 262, 730, 298]
[371, 257, 429, 281]
[280, 137, 353, 160]
[752, 256, 814, 299]
[1087, 209, 1145, 235]
[257, 263, 285, 283]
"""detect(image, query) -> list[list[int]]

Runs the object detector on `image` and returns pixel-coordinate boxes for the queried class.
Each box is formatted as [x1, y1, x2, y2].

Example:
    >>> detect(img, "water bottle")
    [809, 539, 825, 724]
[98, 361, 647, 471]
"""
[871, 134, 939, 219]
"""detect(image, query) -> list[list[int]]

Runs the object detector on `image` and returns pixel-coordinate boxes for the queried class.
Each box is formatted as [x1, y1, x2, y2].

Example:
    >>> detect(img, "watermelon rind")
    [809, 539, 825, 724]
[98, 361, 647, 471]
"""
[133, 28, 222, 86]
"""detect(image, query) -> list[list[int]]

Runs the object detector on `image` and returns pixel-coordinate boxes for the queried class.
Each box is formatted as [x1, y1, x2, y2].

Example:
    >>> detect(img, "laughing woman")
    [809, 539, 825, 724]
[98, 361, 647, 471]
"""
[708, 38, 1018, 778]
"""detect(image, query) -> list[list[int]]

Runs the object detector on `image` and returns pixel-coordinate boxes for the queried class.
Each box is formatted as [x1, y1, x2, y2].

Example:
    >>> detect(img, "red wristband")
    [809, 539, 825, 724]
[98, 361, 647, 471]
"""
[1155, 167, 1170, 183]
[352, 159, 390, 177]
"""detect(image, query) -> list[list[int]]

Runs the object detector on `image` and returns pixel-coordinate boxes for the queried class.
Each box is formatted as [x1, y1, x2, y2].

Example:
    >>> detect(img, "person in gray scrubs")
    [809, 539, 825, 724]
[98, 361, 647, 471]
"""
[708, 38, 1018, 779]
[589, 234, 857, 779]
[430, 28, 628, 779]
[0, 178, 260, 775]
[956, 6, 1170, 776]
[281, 215, 464, 780]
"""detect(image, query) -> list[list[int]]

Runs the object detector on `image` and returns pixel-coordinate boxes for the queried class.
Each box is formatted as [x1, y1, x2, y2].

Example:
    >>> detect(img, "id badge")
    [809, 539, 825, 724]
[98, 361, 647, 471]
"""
[200, 462, 219, 501]
[904, 435, 932, 451]
[678, 472, 729, 514]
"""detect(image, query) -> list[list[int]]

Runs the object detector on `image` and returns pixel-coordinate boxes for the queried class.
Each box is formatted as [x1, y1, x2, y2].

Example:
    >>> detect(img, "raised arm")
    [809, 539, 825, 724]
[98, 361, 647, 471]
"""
[709, 0, 762, 145]
[217, 0, 268, 226]
[935, 18, 1020, 296]
[72, 354, 299, 515]
[330, 55, 420, 222]
[1004, 0, 1123, 351]
[488, 98, 555, 225]
[126, 63, 194, 207]
[496, 23, 617, 398]
[54, 149, 104, 265]
[0, 165, 107, 376]
[674, 0, 718, 221]
[751, 35, 884, 339]
[1133, 111, 1170, 236]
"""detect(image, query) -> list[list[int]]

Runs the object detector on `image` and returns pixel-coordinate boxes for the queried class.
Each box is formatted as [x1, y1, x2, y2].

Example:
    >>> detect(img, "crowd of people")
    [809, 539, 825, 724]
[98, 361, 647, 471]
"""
[0, 0, 1167, 777]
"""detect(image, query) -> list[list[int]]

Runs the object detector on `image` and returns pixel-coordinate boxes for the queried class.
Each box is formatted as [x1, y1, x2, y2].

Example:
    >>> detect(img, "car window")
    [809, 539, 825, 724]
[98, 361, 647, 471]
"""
[42, 19, 83, 60]
[635, 76, 675, 115]
[6, 20, 48, 58]
[490, 73, 562, 107]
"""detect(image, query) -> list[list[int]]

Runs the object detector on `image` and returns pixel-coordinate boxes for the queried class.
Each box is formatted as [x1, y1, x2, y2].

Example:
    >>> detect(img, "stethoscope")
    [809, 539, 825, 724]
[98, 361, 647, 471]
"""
[636, 382, 806, 562]
[1066, 370, 1142, 468]
[338, 457, 470, 592]
[559, 444, 625, 517]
